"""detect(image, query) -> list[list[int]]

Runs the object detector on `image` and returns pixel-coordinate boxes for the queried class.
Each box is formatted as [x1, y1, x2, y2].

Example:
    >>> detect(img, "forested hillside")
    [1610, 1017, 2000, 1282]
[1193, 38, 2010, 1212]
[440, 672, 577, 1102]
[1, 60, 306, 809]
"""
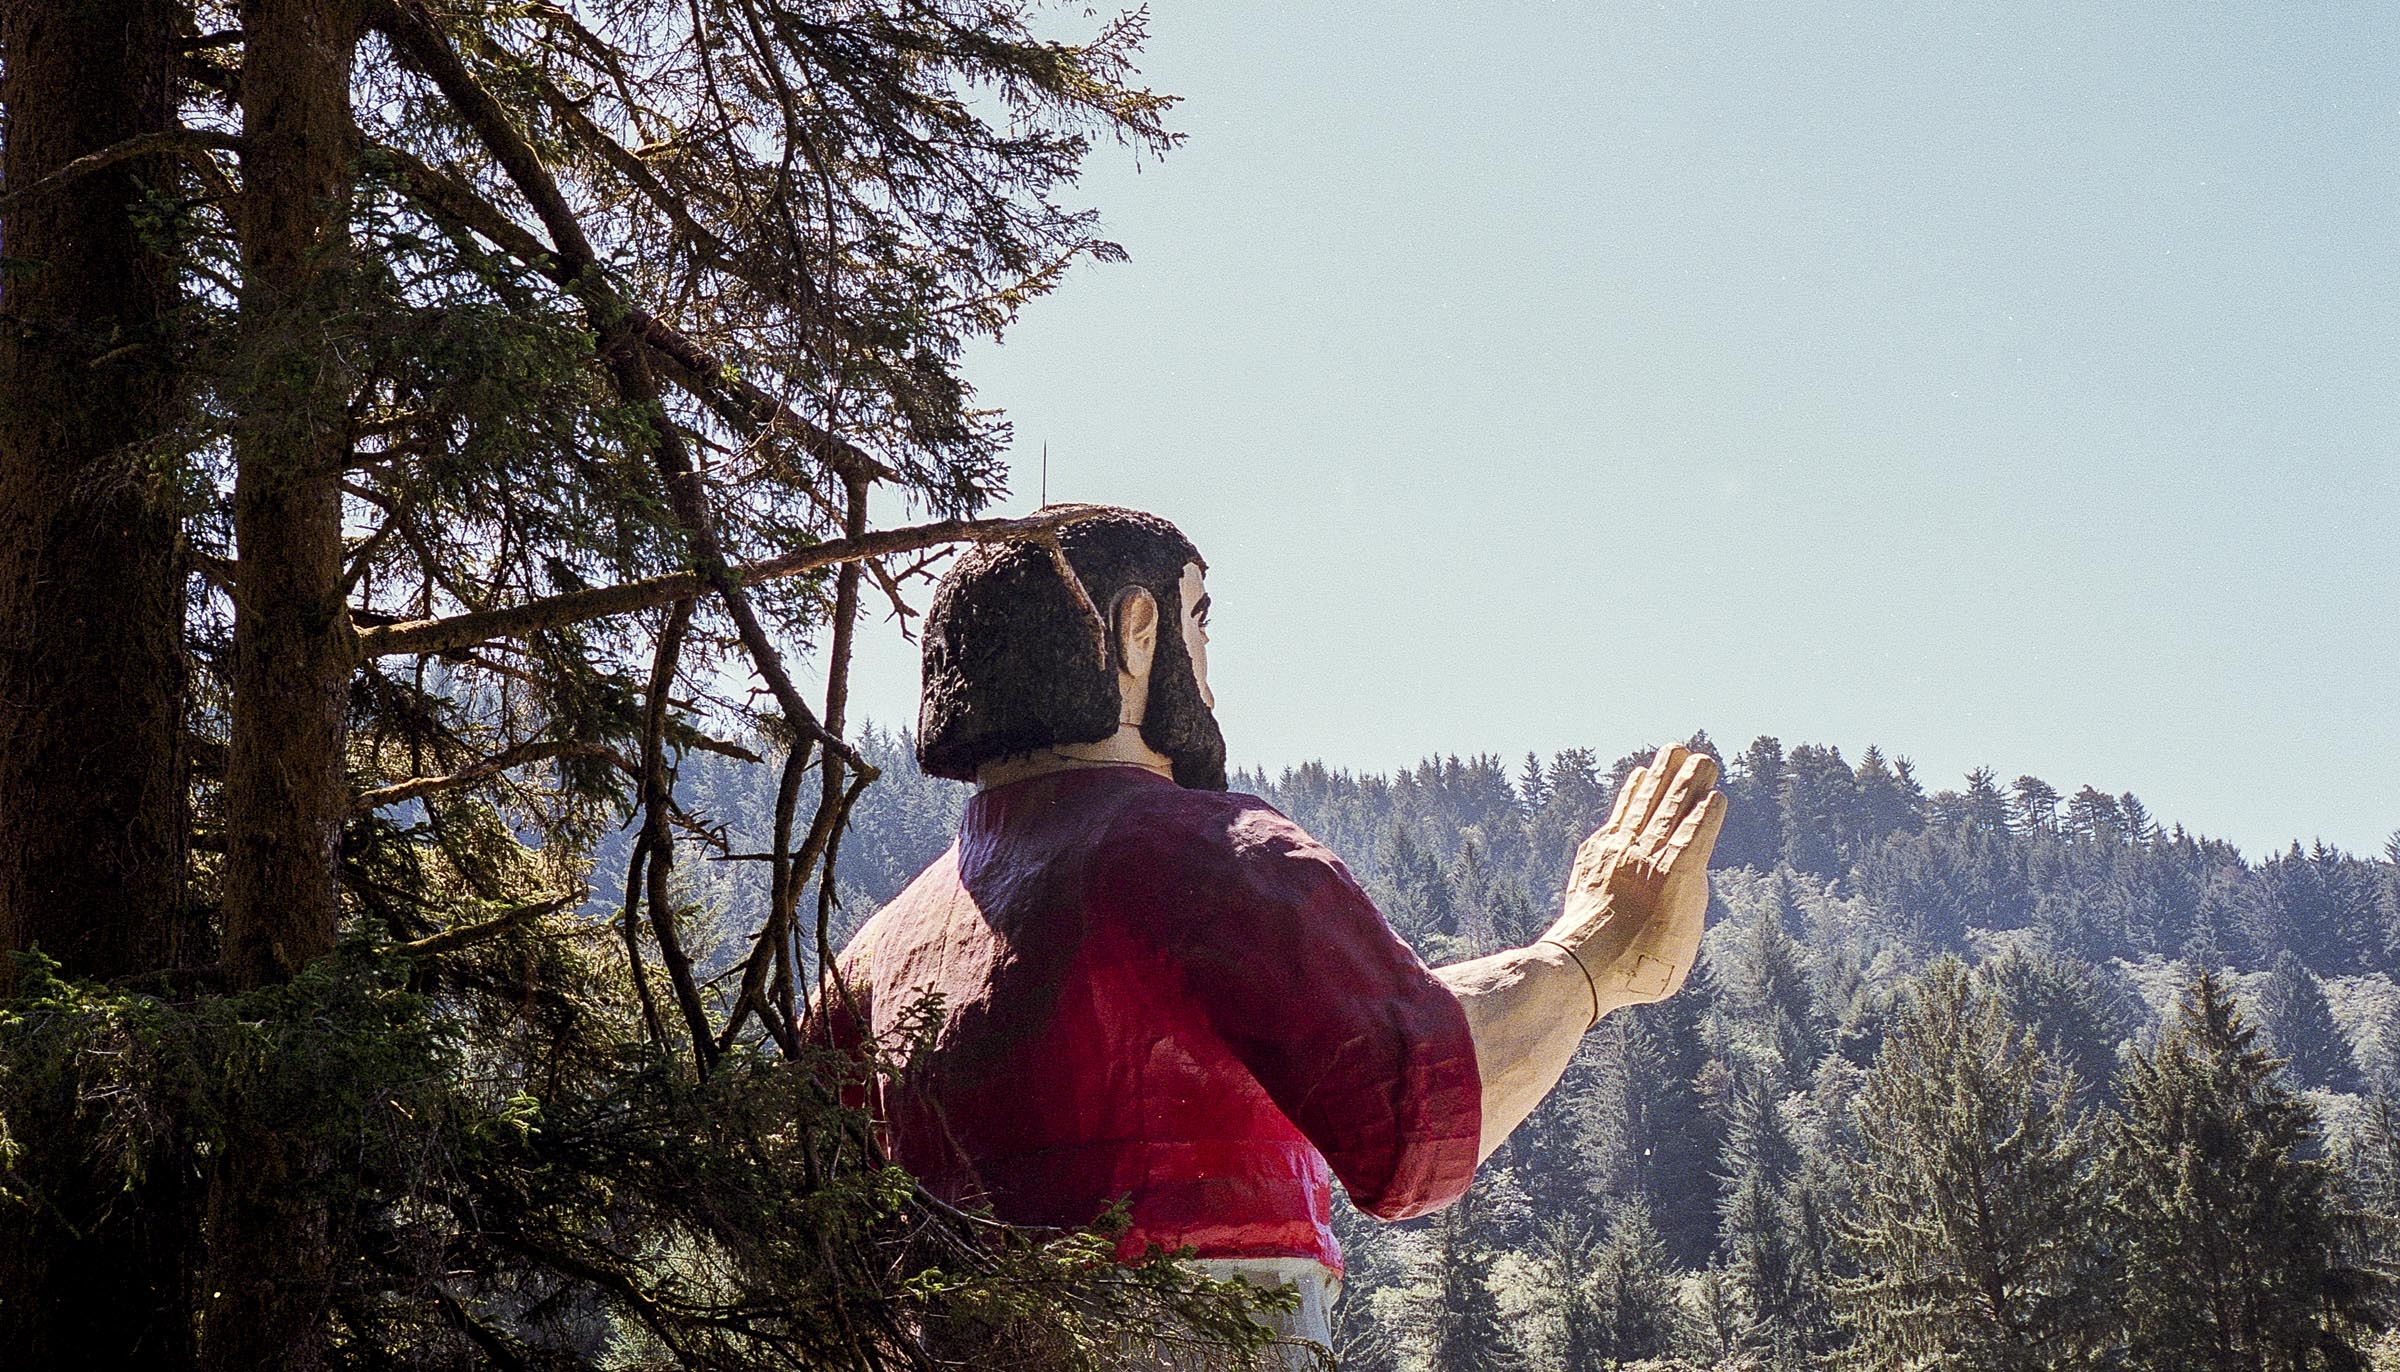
[688, 725, 2400, 1370]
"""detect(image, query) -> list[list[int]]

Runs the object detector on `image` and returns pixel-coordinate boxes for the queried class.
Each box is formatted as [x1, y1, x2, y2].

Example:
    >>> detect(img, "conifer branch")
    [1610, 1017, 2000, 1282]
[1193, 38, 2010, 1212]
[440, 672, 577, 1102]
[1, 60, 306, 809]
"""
[401, 892, 580, 959]
[365, 37, 889, 488]
[353, 740, 633, 813]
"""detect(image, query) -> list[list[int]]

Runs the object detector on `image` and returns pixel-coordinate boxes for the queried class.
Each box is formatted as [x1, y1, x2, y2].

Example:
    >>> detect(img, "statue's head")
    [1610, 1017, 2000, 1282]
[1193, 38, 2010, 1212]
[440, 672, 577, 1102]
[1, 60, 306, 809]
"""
[917, 506, 1226, 791]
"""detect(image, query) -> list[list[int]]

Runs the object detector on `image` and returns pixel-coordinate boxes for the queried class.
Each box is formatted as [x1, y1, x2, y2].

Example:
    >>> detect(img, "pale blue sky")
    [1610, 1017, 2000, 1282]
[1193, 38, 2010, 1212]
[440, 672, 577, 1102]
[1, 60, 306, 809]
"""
[839, 0, 2400, 859]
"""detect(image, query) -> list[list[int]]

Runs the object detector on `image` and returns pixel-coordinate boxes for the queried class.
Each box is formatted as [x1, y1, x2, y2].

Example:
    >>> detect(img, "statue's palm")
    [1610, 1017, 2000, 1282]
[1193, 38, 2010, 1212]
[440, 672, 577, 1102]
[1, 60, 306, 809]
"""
[1543, 744, 1726, 1016]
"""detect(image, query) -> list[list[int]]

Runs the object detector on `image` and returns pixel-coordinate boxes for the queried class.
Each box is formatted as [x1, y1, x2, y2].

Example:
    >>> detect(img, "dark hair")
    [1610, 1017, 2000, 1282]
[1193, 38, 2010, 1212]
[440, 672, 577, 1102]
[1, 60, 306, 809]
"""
[917, 506, 1227, 790]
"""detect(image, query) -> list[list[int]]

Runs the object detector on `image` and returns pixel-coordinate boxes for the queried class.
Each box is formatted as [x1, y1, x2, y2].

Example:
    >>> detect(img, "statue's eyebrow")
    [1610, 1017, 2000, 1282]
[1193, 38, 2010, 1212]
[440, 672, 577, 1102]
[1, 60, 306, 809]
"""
[1192, 593, 1212, 622]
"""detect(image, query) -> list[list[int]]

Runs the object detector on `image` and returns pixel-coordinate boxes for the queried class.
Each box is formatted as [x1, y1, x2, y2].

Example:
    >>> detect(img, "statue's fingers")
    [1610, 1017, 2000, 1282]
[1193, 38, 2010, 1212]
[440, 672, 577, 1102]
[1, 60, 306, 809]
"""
[1570, 767, 1647, 894]
[1624, 744, 1687, 837]
[1665, 790, 1729, 865]
[1600, 764, 1646, 835]
[1641, 751, 1718, 849]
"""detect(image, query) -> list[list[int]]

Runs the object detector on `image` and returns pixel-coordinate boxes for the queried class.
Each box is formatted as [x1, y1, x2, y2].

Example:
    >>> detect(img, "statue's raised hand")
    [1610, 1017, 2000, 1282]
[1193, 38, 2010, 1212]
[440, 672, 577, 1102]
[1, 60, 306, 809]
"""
[1539, 744, 1728, 1025]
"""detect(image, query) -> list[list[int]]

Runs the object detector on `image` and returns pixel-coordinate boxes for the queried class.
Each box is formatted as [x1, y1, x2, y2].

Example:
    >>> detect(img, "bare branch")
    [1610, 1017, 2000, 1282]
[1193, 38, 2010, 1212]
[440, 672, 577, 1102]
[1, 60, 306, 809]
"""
[1038, 531, 1112, 668]
[637, 601, 716, 1076]
[0, 128, 244, 209]
[354, 507, 1100, 658]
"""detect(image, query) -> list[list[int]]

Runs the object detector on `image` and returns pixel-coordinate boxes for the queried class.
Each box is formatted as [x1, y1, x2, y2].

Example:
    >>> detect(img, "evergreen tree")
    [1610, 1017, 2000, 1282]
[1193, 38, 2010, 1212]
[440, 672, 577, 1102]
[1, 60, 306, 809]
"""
[1854, 746, 1925, 848]
[1717, 1069, 1827, 1362]
[2258, 843, 2336, 971]
[2323, 844, 2393, 977]
[1531, 1219, 1610, 1372]
[2256, 949, 2363, 1092]
[2383, 832, 2400, 959]
[1591, 1201, 1681, 1366]
[1980, 945, 2130, 1106]
[1526, 748, 1612, 896]
[1716, 911, 1824, 1091]
[0, 1, 1249, 1366]
[1716, 735, 1790, 872]
[1834, 958, 2111, 1372]
[1582, 990, 1723, 1266]
[1377, 1183, 1522, 1372]
[2010, 775, 2063, 837]
[1855, 816, 2030, 949]
[1519, 752, 1551, 816]
[2108, 969, 2374, 1371]
[2119, 792, 2160, 845]
[1527, 1210, 1682, 1372]
[1375, 823, 1457, 946]
[2344, 1091, 2400, 1315]
[1766, 866, 1810, 936]
[1688, 1266, 1747, 1368]
[810, 736, 2400, 1367]
[1960, 767, 2014, 829]
[1, 4, 197, 1353]
[2065, 786, 2124, 844]
[1780, 744, 1862, 880]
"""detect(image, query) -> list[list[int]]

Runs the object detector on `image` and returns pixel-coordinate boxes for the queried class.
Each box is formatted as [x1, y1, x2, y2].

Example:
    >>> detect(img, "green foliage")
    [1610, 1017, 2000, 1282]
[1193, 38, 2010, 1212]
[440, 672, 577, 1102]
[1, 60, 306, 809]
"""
[0, 943, 1284, 1369]
[350, 725, 2400, 1369]
[1373, 1180, 1523, 1372]
[1711, 911, 1824, 1092]
[1524, 1204, 1677, 1372]
[1834, 957, 2113, 1372]
[1980, 944, 2133, 1105]
[2108, 969, 2374, 1371]
[1577, 990, 1723, 1267]
[2, 0, 1247, 1357]
[1716, 1069, 1832, 1365]
[2259, 949, 2366, 1092]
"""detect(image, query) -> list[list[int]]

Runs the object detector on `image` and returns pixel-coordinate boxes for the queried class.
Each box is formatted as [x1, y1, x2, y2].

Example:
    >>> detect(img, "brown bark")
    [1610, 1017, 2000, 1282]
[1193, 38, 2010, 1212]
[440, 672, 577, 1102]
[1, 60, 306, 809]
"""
[202, 4, 365, 1370]
[219, 0, 363, 991]
[0, 1, 199, 1363]
[0, 0, 191, 983]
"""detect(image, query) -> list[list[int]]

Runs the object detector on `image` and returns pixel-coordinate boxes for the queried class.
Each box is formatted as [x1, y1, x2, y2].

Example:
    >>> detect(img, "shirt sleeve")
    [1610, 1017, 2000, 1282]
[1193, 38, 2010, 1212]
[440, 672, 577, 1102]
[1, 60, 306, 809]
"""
[1092, 794, 1483, 1219]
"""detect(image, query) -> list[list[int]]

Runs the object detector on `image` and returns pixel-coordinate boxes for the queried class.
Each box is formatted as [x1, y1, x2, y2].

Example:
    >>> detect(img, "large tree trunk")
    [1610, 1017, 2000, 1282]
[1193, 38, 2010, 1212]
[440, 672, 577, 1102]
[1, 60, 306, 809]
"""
[202, 3, 362, 1368]
[0, 2, 200, 1366]
[219, 0, 359, 988]
[0, 0, 191, 982]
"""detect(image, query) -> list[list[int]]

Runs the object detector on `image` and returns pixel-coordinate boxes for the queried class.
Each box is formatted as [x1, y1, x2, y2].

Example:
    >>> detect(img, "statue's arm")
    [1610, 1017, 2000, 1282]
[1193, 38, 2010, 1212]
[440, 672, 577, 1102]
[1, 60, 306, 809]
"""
[1436, 745, 1727, 1164]
[1434, 942, 1593, 1162]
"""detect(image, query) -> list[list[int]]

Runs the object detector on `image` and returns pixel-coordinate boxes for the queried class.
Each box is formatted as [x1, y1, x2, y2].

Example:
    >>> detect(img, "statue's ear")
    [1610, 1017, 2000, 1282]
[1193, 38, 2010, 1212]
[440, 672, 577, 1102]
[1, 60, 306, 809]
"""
[1109, 586, 1159, 685]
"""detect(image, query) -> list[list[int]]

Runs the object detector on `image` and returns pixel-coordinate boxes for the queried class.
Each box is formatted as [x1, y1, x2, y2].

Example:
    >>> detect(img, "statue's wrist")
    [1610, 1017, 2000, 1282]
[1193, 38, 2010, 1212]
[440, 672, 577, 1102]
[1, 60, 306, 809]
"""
[1537, 939, 1601, 1030]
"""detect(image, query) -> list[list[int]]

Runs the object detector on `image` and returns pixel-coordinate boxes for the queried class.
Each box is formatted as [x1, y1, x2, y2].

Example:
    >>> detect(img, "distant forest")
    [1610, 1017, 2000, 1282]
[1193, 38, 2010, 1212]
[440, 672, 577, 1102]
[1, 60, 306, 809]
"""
[651, 728, 2400, 1371]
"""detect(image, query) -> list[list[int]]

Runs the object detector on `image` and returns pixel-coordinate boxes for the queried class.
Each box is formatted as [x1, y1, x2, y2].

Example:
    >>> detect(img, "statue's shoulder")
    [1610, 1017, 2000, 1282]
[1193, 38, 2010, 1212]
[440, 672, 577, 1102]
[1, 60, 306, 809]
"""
[1099, 780, 1287, 843]
[844, 842, 961, 948]
[1094, 783, 1341, 891]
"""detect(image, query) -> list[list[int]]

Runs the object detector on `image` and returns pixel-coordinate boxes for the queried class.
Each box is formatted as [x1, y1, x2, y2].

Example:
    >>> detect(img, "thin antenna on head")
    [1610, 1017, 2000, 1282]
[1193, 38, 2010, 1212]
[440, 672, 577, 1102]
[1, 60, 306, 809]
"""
[1041, 441, 1049, 508]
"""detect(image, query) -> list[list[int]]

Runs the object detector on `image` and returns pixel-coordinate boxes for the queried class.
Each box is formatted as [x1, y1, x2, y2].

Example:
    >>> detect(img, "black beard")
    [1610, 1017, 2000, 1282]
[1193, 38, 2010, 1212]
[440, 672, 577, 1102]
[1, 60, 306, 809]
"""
[1149, 700, 1228, 792]
[1139, 641, 1228, 792]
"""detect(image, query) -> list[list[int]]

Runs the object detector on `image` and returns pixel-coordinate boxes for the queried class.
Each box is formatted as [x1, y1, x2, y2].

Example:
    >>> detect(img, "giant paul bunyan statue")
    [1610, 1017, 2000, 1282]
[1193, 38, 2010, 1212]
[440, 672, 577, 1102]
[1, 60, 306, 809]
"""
[817, 506, 1726, 1359]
